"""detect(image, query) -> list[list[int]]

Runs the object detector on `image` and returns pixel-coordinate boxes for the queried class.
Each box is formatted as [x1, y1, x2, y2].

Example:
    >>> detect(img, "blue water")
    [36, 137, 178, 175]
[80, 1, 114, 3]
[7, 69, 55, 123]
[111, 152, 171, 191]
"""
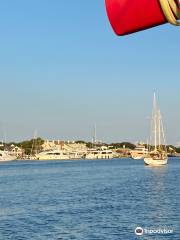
[0, 158, 179, 240]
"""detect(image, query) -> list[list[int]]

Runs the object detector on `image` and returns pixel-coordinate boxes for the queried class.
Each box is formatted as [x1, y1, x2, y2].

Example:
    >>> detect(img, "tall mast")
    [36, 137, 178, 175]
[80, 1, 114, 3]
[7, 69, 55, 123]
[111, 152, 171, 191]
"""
[158, 110, 161, 150]
[153, 93, 157, 151]
[94, 123, 97, 144]
[31, 129, 37, 156]
[160, 112, 167, 153]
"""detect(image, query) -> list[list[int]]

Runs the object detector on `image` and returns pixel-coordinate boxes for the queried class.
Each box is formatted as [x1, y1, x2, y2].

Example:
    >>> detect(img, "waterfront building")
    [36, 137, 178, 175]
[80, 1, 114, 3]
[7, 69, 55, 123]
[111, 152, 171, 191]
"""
[10, 145, 24, 158]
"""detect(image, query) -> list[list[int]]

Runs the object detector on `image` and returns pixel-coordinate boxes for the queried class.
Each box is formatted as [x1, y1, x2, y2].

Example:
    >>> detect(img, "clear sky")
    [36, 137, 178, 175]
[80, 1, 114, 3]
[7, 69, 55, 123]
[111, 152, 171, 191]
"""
[0, 1, 179, 144]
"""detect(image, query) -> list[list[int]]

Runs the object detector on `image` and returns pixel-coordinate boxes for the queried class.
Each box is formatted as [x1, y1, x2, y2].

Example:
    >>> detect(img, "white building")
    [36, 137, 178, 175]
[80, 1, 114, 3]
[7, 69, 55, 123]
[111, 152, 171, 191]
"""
[10, 145, 24, 157]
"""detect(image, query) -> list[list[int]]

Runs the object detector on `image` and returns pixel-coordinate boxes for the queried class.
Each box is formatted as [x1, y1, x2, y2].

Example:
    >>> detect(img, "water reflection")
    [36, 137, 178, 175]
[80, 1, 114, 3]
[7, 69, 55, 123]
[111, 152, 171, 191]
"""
[140, 163, 177, 239]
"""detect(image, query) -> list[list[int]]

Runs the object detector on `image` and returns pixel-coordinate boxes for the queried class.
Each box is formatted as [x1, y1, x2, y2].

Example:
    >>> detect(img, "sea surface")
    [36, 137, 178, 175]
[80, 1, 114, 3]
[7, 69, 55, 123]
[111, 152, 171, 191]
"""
[0, 158, 179, 240]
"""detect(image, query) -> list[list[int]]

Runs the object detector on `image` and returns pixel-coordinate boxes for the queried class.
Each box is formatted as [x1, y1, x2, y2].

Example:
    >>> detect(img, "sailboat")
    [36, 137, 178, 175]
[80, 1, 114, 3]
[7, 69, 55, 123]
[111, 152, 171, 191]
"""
[144, 93, 168, 166]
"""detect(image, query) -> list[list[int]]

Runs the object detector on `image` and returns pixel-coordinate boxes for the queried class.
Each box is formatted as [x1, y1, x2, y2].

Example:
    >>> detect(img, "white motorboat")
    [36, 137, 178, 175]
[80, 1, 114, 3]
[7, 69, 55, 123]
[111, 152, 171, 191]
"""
[36, 149, 70, 160]
[130, 145, 148, 160]
[85, 146, 113, 159]
[0, 150, 16, 162]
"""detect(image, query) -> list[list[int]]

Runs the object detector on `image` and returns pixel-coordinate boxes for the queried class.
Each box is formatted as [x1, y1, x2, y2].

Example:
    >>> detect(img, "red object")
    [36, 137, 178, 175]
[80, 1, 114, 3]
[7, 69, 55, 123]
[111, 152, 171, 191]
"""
[105, 0, 167, 36]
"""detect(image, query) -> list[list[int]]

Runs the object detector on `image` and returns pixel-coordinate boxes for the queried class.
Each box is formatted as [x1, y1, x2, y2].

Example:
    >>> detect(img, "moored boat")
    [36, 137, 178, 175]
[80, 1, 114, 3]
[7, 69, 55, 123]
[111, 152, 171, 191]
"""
[130, 145, 148, 160]
[85, 146, 113, 159]
[36, 149, 70, 160]
[144, 93, 168, 166]
[0, 150, 16, 162]
[144, 155, 168, 166]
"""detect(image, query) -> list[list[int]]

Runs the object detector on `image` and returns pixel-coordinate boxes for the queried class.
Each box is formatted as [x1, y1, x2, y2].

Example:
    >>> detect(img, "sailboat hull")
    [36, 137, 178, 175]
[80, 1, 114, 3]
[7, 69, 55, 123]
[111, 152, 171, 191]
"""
[144, 157, 168, 166]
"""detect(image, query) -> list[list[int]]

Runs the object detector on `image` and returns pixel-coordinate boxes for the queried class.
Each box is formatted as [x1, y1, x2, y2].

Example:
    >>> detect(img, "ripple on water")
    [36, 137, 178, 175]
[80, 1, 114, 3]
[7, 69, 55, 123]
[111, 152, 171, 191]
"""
[0, 158, 179, 239]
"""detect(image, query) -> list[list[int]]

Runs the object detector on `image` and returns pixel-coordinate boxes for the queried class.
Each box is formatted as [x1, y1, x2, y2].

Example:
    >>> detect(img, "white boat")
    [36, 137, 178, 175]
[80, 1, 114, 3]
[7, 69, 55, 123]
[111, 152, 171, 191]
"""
[68, 151, 84, 159]
[0, 150, 16, 162]
[144, 155, 168, 166]
[85, 146, 113, 159]
[144, 93, 168, 166]
[36, 149, 70, 160]
[130, 145, 148, 160]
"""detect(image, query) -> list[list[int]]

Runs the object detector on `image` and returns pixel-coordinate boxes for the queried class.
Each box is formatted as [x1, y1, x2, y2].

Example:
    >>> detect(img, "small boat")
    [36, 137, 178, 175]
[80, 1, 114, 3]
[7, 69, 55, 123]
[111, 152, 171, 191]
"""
[130, 145, 148, 160]
[144, 93, 168, 166]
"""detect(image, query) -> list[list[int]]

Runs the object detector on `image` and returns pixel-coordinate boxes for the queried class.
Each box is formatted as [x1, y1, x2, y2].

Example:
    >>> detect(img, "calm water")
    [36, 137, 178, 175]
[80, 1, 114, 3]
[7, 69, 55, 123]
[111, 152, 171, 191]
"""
[0, 158, 179, 240]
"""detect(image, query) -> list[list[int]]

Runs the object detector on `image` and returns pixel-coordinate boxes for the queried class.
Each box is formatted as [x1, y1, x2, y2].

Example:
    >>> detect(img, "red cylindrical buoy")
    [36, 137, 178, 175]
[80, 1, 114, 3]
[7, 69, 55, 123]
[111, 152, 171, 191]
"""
[105, 0, 167, 36]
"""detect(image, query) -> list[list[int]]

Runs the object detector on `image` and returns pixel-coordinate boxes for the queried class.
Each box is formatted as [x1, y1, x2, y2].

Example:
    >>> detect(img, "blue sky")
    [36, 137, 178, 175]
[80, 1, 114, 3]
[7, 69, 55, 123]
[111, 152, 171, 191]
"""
[0, 1, 179, 144]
